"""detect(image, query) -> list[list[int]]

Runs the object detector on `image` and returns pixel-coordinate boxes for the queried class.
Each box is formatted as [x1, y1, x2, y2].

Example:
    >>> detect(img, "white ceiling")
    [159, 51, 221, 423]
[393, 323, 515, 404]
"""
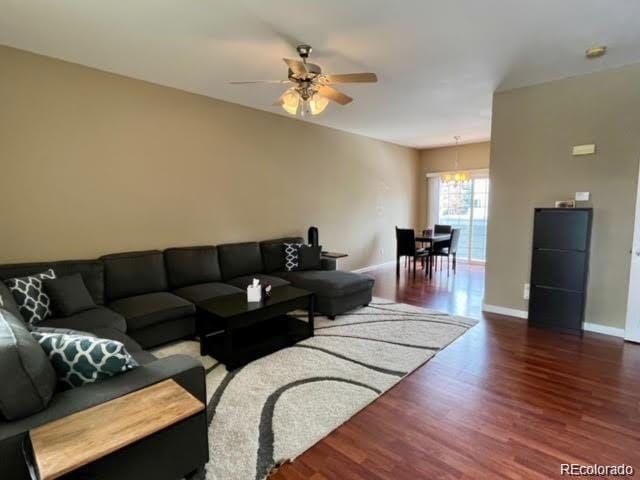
[2, 0, 640, 148]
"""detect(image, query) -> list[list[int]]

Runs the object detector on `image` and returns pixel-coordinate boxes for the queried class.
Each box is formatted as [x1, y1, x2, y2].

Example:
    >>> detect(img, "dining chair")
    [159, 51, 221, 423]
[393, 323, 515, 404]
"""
[395, 227, 429, 279]
[434, 224, 452, 234]
[431, 224, 453, 271]
[432, 228, 461, 275]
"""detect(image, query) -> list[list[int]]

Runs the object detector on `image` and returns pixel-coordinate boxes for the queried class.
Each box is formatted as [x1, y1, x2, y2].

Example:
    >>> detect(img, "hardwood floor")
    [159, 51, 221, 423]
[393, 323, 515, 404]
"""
[272, 262, 640, 479]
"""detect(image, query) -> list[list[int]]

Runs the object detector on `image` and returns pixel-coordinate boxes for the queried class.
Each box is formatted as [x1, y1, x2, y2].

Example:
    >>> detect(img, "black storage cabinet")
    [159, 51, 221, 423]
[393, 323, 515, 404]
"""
[528, 208, 593, 334]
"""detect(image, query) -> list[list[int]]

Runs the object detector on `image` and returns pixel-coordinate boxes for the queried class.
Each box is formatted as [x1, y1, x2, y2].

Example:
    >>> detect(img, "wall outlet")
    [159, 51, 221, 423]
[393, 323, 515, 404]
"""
[523, 283, 530, 300]
[379, 248, 384, 256]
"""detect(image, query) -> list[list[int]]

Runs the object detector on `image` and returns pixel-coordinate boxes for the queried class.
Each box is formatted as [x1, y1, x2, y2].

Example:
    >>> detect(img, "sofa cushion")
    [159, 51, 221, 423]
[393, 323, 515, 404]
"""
[32, 331, 138, 389]
[5, 269, 57, 325]
[109, 292, 195, 331]
[0, 308, 57, 420]
[260, 237, 304, 273]
[0, 260, 105, 305]
[39, 306, 128, 333]
[298, 245, 322, 271]
[274, 270, 374, 297]
[44, 273, 97, 317]
[173, 282, 243, 303]
[218, 242, 263, 280]
[164, 246, 222, 288]
[226, 274, 290, 290]
[101, 250, 168, 301]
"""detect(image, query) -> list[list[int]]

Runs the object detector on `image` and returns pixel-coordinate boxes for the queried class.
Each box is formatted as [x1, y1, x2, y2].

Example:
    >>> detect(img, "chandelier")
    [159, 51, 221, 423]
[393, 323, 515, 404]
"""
[442, 136, 471, 184]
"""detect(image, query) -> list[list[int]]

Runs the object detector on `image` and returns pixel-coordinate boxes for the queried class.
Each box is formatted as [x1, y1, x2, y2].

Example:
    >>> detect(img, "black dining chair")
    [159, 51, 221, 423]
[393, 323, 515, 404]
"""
[430, 225, 452, 272]
[434, 224, 452, 234]
[432, 228, 461, 275]
[395, 227, 429, 279]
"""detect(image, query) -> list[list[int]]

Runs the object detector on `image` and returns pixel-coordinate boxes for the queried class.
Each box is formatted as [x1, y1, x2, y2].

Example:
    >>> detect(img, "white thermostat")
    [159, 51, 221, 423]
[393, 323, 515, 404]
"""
[575, 192, 590, 201]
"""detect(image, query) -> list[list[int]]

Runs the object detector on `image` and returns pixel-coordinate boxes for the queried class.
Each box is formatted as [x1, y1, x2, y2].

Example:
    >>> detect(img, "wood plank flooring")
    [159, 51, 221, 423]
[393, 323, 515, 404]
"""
[272, 263, 640, 479]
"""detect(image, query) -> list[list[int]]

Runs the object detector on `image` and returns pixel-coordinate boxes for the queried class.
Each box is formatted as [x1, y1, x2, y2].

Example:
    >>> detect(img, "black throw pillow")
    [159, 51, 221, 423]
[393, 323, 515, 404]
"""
[298, 245, 322, 271]
[44, 274, 97, 317]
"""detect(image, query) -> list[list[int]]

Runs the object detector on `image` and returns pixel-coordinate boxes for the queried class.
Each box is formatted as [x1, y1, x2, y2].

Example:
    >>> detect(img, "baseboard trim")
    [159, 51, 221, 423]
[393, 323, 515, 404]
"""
[352, 261, 396, 273]
[583, 323, 625, 338]
[482, 304, 528, 319]
[482, 304, 626, 338]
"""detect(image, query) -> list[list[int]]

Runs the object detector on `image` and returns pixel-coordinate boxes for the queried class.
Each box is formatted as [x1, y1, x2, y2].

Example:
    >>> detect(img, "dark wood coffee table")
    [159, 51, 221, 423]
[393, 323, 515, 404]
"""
[195, 285, 314, 369]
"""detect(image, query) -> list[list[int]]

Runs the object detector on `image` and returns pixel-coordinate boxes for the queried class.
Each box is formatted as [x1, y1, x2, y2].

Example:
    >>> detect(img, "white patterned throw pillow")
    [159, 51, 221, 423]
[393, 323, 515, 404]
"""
[6, 269, 56, 325]
[31, 331, 138, 388]
[283, 243, 302, 272]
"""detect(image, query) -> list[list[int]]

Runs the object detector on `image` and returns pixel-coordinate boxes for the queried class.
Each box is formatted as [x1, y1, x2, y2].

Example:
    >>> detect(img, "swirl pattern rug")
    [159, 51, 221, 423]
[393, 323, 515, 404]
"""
[152, 298, 477, 480]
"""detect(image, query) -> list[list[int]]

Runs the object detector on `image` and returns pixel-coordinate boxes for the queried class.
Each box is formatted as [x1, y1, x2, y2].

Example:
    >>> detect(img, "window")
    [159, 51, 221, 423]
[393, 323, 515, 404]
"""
[436, 174, 489, 262]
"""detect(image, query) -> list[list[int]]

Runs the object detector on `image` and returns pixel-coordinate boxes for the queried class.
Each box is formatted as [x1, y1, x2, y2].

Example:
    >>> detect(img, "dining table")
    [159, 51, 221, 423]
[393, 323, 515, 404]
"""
[415, 232, 451, 278]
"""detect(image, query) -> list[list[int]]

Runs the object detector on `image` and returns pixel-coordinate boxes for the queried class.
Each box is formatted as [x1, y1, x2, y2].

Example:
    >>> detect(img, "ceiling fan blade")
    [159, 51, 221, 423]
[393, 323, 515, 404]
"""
[283, 58, 307, 75]
[323, 73, 378, 83]
[317, 85, 353, 105]
[230, 80, 290, 85]
[283, 58, 321, 76]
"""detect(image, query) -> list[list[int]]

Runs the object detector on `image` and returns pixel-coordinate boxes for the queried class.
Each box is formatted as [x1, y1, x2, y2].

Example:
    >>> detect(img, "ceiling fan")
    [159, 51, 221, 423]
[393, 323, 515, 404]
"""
[230, 44, 378, 116]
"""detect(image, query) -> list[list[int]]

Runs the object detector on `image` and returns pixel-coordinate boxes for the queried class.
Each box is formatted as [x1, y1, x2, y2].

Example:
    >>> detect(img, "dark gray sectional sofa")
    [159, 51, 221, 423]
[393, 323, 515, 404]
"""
[0, 236, 373, 349]
[0, 236, 374, 480]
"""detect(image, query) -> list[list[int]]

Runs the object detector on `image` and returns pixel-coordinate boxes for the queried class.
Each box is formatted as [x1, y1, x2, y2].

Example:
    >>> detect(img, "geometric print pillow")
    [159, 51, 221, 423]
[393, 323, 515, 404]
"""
[31, 331, 138, 388]
[283, 243, 302, 272]
[5, 269, 56, 326]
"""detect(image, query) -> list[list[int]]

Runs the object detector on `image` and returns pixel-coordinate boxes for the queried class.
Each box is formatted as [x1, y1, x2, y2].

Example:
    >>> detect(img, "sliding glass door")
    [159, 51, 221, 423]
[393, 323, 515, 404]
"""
[437, 174, 489, 262]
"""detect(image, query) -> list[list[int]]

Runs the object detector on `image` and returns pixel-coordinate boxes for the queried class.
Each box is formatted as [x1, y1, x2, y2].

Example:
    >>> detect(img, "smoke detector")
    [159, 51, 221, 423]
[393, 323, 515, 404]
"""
[585, 45, 607, 59]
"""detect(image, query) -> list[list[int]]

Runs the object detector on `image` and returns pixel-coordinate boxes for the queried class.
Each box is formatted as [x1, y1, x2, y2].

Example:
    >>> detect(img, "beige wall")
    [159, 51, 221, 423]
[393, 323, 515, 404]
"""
[485, 63, 640, 329]
[0, 46, 420, 270]
[416, 142, 491, 228]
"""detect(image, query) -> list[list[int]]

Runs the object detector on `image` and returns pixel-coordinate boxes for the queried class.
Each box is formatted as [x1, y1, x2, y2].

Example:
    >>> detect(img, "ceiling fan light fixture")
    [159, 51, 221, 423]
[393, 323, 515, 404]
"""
[308, 93, 329, 115]
[280, 89, 300, 115]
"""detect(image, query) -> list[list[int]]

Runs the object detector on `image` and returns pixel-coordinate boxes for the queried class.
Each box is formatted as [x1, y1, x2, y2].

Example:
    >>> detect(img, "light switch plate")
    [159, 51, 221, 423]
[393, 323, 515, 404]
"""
[572, 144, 596, 156]
[575, 192, 590, 201]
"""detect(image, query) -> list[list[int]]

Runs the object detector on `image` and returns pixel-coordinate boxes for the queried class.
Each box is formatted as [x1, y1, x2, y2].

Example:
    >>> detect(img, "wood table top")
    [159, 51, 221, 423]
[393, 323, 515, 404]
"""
[29, 379, 204, 480]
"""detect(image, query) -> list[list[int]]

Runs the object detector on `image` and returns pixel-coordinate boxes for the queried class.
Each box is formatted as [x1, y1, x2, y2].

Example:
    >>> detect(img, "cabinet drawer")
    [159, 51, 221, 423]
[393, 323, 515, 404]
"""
[531, 249, 586, 292]
[529, 286, 584, 332]
[533, 209, 590, 251]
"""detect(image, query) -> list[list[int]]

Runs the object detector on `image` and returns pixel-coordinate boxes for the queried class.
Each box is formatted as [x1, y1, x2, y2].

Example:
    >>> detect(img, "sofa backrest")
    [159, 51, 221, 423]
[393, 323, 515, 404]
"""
[164, 246, 222, 289]
[100, 250, 167, 301]
[0, 308, 57, 421]
[260, 237, 304, 273]
[0, 260, 105, 305]
[217, 242, 263, 280]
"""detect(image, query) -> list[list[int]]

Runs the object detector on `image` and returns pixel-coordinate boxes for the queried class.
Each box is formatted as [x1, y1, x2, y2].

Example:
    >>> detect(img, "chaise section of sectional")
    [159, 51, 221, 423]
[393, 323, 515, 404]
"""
[101, 250, 196, 348]
[259, 237, 375, 318]
[274, 269, 374, 317]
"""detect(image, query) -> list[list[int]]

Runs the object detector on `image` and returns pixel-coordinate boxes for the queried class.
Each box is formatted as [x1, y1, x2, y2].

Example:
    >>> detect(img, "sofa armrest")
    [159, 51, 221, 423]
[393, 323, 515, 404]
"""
[0, 354, 204, 442]
[320, 258, 337, 271]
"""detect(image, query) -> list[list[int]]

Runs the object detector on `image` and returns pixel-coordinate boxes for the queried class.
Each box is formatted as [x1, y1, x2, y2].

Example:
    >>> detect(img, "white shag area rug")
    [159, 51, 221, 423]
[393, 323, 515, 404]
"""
[152, 298, 477, 480]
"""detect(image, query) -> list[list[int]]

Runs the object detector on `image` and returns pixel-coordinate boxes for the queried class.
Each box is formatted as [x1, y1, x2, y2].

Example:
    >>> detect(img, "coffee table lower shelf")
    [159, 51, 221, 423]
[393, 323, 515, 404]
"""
[204, 315, 312, 370]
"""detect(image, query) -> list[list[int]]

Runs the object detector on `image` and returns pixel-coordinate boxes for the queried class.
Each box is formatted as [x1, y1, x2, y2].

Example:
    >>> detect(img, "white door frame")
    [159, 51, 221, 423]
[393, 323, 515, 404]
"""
[624, 161, 640, 342]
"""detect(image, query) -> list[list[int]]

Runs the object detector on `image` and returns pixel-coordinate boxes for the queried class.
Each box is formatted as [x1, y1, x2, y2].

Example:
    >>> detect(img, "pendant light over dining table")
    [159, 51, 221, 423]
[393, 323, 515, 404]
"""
[442, 136, 471, 184]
